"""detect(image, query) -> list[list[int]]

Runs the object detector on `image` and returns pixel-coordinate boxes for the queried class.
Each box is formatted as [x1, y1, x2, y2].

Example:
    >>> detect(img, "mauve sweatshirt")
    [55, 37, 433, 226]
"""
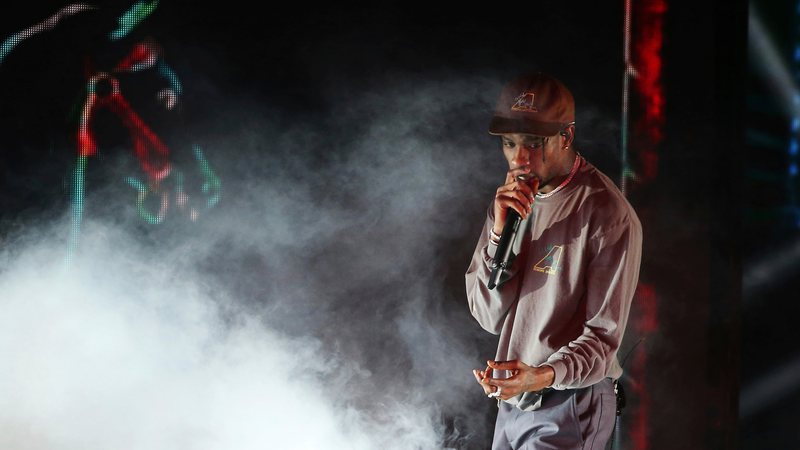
[465, 158, 643, 411]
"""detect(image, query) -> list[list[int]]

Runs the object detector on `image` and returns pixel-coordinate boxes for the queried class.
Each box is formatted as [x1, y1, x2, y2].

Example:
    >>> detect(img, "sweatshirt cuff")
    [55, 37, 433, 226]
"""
[542, 357, 568, 390]
[487, 240, 498, 258]
[482, 241, 499, 269]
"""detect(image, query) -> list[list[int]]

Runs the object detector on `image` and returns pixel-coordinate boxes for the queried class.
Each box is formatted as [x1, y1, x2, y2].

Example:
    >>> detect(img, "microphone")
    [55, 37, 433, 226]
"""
[487, 209, 522, 290]
[488, 174, 534, 290]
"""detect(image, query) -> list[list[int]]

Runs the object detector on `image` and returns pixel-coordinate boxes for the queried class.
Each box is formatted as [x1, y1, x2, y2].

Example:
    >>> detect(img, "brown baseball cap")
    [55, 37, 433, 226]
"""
[488, 71, 575, 136]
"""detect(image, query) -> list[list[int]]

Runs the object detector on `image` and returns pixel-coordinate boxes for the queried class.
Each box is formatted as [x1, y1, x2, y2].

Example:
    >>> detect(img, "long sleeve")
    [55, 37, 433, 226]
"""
[465, 205, 526, 335]
[543, 212, 643, 389]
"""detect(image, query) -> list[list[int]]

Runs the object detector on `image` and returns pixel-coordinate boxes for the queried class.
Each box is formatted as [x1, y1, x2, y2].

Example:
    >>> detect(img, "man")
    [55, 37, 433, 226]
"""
[465, 72, 643, 449]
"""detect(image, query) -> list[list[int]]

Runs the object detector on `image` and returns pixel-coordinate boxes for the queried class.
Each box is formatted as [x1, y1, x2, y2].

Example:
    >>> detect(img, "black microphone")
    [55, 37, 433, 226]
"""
[488, 209, 522, 290]
[488, 174, 536, 290]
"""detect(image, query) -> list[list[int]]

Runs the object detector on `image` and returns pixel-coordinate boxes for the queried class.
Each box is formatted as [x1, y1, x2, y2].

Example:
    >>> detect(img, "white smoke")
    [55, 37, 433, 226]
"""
[0, 218, 448, 450]
[0, 74, 508, 449]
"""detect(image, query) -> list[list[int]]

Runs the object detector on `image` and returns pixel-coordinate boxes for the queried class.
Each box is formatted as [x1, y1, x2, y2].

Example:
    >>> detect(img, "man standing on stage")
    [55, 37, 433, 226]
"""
[465, 72, 643, 449]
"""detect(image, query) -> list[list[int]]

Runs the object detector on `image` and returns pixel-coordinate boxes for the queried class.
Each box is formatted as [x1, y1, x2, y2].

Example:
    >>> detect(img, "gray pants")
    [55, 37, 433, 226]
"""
[491, 378, 617, 450]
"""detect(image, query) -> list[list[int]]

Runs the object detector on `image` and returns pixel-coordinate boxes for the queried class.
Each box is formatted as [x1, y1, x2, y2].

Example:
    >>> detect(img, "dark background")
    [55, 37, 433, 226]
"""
[742, 0, 800, 449]
[2, 0, 792, 448]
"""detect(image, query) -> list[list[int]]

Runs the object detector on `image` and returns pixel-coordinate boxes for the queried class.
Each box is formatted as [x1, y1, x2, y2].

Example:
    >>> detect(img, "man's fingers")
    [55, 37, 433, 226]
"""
[474, 369, 493, 385]
[511, 180, 536, 195]
[497, 185, 535, 208]
[498, 180, 535, 198]
[487, 359, 521, 370]
[496, 188, 534, 207]
[473, 369, 499, 396]
[496, 195, 532, 218]
[486, 359, 519, 370]
[496, 190, 533, 210]
[488, 377, 517, 388]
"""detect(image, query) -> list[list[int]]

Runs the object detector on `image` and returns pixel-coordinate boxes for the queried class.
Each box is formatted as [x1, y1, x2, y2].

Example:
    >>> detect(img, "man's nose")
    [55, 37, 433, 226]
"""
[512, 146, 529, 166]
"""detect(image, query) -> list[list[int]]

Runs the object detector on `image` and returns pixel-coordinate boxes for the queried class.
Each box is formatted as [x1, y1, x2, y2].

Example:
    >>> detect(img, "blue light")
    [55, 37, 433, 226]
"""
[790, 163, 799, 176]
[792, 118, 800, 131]
[791, 140, 799, 155]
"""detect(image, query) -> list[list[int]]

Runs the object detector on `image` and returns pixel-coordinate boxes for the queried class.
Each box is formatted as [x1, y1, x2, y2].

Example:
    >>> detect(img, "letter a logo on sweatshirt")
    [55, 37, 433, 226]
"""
[534, 245, 563, 275]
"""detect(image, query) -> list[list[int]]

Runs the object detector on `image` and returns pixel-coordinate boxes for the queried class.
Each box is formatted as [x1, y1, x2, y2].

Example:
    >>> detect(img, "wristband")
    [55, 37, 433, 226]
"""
[489, 228, 502, 245]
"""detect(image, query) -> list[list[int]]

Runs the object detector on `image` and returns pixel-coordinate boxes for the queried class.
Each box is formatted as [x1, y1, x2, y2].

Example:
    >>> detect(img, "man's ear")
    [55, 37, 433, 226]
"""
[559, 123, 575, 149]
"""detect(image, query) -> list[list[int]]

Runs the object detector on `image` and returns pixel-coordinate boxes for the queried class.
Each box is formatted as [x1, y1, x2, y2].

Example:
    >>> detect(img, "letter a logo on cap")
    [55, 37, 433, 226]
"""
[511, 92, 538, 113]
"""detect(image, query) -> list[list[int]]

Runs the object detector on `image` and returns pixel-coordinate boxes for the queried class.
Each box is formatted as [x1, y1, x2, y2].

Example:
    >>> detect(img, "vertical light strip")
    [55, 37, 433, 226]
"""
[621, 2, 667, 450]
[621, 0, 633, 195]
[621, 3, 648, 450]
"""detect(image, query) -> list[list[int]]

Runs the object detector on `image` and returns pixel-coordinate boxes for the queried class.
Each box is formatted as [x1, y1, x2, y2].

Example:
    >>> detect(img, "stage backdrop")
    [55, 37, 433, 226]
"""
[0, 1, 745, 449]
